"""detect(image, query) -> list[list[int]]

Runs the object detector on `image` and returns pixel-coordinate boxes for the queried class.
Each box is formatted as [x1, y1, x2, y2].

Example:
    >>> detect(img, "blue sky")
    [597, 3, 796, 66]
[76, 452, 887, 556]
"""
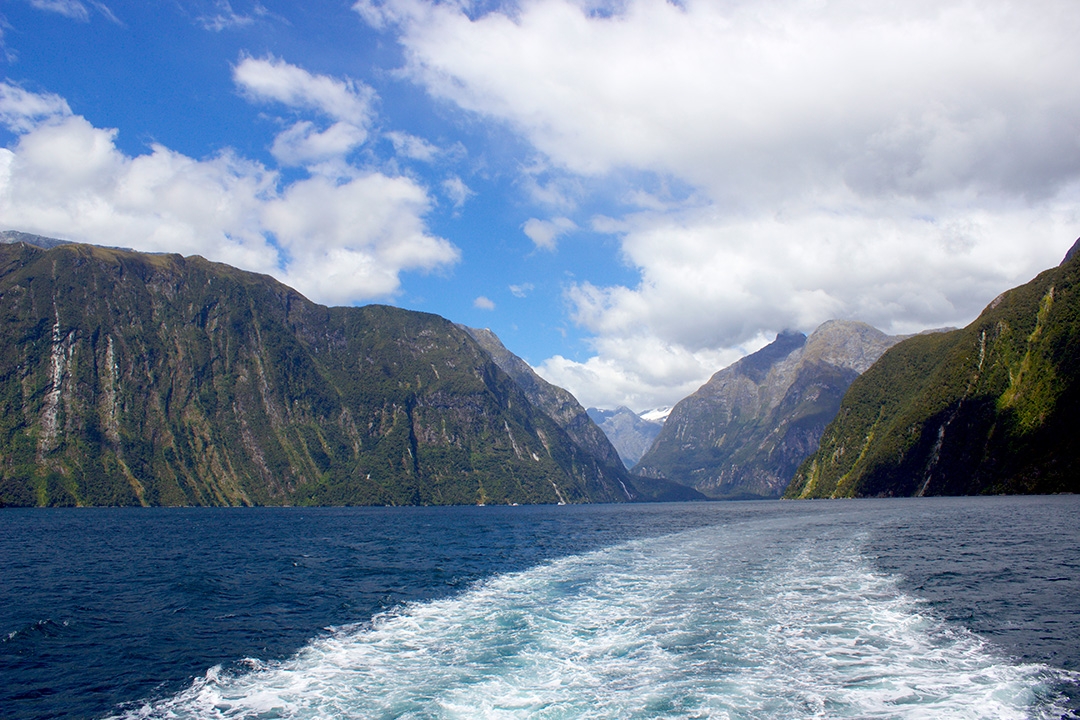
[2, 0, 1079, 411]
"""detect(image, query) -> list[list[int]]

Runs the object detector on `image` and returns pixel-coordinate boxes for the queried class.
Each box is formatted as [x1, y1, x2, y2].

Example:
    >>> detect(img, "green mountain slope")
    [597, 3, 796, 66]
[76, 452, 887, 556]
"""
[0, 241, 634, 506]
[462, 326, 626, 471]
[635, 321, 899, 498]
[786, 240, 1080, 498]
[462, 326, 705, 502]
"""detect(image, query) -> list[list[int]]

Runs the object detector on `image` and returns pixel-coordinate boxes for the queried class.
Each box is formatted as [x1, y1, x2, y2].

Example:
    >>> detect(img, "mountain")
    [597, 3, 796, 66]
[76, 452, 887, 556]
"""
[639, 406, 673, 423]
[0, 240, 640, 507]
[586, 406, 663, 468]
[462, 327, 626, 470]
[462, 326, 704, 502]
[1, 230, 72, 250]
[786, 240, 1080, 499]
[634, 321, 900, 498]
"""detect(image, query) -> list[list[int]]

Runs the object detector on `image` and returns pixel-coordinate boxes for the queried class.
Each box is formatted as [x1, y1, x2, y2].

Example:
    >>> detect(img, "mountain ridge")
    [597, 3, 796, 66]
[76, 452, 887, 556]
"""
[462, 326, 705, 502]
[0, 240, 637, 507]
[635, 320, 900, 498]
[585, 406, 663, 469]
[786, 239, 1080, 499]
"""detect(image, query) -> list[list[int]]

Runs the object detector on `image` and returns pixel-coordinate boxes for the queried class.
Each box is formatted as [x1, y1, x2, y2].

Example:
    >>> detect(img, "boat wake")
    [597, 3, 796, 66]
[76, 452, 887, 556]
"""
[113, 519, 1078, 719]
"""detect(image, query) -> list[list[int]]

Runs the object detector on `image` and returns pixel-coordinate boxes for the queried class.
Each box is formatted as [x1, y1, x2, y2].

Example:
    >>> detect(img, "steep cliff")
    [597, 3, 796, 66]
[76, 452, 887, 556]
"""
[462, 327, 626, 471]
[635, 321, 899, 498]
[462, 326, 702, 502]
[786, 240, 1080, 499]
[0, 241, 633, 506]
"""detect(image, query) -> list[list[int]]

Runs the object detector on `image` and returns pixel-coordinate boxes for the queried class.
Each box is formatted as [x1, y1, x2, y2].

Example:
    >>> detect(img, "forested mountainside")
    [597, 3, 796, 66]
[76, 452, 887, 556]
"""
[463, 326, 703, 502]
[636, 321, 899, 498]
[0, 240, 638, 507]
[786, 240, 1080, 499]
[462, 327, 625, 471]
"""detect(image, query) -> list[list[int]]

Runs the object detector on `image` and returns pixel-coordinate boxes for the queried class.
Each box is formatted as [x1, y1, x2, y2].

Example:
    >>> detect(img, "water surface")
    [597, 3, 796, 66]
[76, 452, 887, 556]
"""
[2, 497, 1077, 719]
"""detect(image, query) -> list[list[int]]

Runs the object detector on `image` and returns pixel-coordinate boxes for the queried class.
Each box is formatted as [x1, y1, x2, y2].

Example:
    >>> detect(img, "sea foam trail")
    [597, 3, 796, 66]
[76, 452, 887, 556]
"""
[113, 519, 1077, 720]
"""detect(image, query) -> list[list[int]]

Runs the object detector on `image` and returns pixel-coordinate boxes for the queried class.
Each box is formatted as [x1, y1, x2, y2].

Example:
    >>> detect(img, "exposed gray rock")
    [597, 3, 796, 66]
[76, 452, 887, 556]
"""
[586, 406, 663, 468]
[634, 320, 901, 498]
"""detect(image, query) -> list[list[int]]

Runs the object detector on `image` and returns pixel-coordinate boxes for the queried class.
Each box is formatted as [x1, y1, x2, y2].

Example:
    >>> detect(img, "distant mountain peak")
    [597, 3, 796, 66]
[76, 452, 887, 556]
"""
[586, 406, 663, 468]
[635, 320, 900, 498]
[638, 406, 672, 423]
[0, 229, 72, 249]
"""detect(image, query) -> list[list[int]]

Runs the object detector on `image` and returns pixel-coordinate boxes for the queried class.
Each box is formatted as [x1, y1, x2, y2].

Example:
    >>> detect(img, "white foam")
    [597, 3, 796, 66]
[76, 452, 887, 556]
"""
[112, 523, 1078, 720]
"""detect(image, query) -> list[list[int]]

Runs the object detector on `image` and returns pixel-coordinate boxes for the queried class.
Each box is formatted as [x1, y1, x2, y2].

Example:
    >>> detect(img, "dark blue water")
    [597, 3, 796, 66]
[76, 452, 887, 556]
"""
[1, 497, 1077, 719]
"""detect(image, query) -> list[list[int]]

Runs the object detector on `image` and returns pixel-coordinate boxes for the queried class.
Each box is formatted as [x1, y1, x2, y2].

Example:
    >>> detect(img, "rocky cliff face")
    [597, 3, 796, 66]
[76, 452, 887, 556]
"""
[461, 326, 702, 502]
[0, 241, 633, 506]
[786, 240, 1080, 499]
[462, 327, 627, 472]
[634, 321, 899, 498]
[585, 406, 663, 468]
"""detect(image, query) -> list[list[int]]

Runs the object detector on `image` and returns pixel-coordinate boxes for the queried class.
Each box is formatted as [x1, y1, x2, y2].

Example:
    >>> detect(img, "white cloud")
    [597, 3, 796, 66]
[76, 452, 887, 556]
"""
[474, 295, 496, 310]
[522, 216, 575, 251]
[0, 83, 71, 132]
[508, 282, 533, 298]
[233, 56, 376, 166]
[371, 0, 1080, 201]
[234, 55, 373, 125]
[441, 175, 472, 208]
[30, 0, 89, 21]
[28, 0, 119, 24]
[386, 131, 439, 161]
[535, 334, 764, 413]
[0, 83, 459, 305]
[361, 0, 1080, 408]
[270, 120, 368, 167]
[264, 173, 459, 303]
[197, 1, 265, 31]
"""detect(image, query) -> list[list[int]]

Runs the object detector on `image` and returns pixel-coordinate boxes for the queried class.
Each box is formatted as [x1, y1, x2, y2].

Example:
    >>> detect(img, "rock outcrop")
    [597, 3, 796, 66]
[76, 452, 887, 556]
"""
[635, 321, 899, 498]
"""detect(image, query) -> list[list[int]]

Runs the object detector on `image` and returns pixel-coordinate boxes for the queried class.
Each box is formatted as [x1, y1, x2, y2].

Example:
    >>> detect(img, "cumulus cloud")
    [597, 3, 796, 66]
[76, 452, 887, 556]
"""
[474, 295, 496, 310]
[360, 0, 1080, 408]
[0, 82, 458, 305]
[522, 216, 574, 251]
[0, 82, 71, 132]
[536, 333, 764, 412]
[234, 56, 375, 167]
[368, 0, 1080, 201]
[270, 120, 369, 167]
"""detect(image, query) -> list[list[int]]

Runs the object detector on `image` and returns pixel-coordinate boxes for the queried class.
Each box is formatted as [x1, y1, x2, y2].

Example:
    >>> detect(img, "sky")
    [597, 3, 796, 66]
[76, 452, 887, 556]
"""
[0, 0, 1078, 412]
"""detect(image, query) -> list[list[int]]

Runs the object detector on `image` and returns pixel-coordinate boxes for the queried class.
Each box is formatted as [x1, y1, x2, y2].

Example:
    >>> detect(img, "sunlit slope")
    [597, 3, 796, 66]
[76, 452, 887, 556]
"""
[0, 242, 630, 506]
[463, 326, 703, 502]
[786, 241, 1080, 498]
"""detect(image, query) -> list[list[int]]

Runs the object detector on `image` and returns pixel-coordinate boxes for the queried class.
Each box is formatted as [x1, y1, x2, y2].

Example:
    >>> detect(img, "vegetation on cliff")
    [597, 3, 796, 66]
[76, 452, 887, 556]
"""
[786, 241, 1080, 498]
[462, 326, 704, 502]
[0, 241, 635, 506]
